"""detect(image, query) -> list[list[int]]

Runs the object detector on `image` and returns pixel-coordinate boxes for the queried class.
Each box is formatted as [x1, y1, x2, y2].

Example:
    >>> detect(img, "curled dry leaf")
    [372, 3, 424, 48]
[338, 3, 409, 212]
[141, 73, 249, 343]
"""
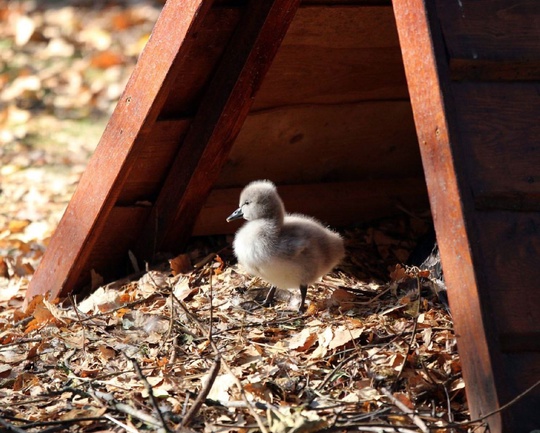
[170, 253, 192, 275]
[288, 327, 318, 352]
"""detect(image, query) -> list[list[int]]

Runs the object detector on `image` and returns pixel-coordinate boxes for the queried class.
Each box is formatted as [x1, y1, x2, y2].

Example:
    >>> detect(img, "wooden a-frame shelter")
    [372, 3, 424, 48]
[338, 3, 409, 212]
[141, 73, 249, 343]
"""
[27, 0, 540, 431]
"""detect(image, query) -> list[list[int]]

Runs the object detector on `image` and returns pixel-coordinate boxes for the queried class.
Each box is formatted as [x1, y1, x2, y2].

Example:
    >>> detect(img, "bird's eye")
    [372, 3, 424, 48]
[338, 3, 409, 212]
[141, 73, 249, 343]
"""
[243, 200, 251, 206]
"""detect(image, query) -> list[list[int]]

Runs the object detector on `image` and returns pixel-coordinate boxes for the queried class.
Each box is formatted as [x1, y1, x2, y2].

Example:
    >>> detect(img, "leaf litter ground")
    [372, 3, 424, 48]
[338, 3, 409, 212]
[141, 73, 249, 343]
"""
[0, 0, 483, 431]
[0, 217, 485, 432]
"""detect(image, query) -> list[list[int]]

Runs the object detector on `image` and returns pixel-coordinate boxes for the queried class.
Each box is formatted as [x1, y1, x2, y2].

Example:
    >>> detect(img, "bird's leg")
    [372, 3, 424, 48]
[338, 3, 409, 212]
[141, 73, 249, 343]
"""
[263, 286, 277, 307]
[299, 285, 308, 313]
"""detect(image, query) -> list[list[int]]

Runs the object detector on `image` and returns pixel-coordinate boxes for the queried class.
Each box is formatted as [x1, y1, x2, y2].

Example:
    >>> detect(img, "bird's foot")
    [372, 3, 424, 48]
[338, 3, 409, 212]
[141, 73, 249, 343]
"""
[262, 286, 277, 307]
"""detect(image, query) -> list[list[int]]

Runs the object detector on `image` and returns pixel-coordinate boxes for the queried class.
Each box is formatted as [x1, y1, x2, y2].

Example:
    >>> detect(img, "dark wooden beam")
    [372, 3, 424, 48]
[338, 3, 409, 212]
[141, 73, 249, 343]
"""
[25, 0, 214, 303]
[135, 0, 302, 259]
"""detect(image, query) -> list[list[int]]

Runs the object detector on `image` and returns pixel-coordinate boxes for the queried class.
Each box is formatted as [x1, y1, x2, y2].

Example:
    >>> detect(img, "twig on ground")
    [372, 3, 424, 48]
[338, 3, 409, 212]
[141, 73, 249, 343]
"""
[170, 335, 179, 365]
[442, 382, 454, 424]
[5, 416, 109, 430]
[113, 402, 163, 428]
[126, 353, 172, 433]
[209, 268, 214, 341]
[178, 270, 222, 428]
[104, 414, 140, 433]
[161, 287, 176, 353]
[172, 291, 270, 433]
[394, 275, 421, 386]
[0, 416, 28, 433]
[0, 337, 42, 350]
[316, 350, 362, 391]
[381, 387, 429, 433]
[180, 357, 221, 428]
[69, 294, 87, 355]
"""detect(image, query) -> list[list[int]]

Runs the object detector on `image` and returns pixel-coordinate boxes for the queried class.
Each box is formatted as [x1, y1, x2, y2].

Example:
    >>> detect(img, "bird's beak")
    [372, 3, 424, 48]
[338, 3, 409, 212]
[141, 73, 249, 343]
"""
[226, 207, 244, 222]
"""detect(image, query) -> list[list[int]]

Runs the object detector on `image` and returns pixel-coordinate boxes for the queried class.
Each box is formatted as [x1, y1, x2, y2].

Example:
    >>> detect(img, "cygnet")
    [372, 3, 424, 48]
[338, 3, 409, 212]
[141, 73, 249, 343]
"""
[226, 180, 345, 311]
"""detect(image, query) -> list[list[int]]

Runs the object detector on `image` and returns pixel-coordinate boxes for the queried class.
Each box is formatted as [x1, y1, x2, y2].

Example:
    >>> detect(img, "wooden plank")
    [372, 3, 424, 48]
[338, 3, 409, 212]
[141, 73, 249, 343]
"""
[135, 0, 302, 259]
[436, 0, 540, 61]
[497, 353, 540, 432]
[451, 58, 540, 81]
[26, 0, 215, 303]
[252, 6, 409, 108]
[217, 101, 421, 187]
[117, 120, 190, 204]
[474, 211, 540, 337]
[475, 192, 540, 212]
[451, 83, 540, 197]
[193, 178, 429, 235]
[500, 334, 540, 352]
[392, 1, 505, 431]
[159, 7, 241, 117]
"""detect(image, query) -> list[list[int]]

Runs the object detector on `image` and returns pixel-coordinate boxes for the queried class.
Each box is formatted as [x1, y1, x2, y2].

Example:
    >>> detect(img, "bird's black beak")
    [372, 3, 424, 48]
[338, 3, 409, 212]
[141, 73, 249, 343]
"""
[226, 207, 244, 222]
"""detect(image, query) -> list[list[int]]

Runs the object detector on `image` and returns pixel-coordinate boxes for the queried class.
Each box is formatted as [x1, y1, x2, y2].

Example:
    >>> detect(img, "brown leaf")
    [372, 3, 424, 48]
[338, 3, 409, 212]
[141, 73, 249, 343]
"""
[389, 264, 409, 282]
[13, 372, 39, 391]
[8, 219, 30, 233]
[328, 325, 363, 350]
[111, 10, 144, 30]
[90, 51, 124, 69]
[213, 254, 225, 275]
[289, 328, 318, 352]
[173, 277, 197, 301]
[0, 365, 11, 378]
[0, 258, 9, 279]
[170, 253, 192, 275]
[392, 392, 414, 409]
[80, 369, 100, 378]
[14, 256, 34, 277]
[326, 288, 357, 310]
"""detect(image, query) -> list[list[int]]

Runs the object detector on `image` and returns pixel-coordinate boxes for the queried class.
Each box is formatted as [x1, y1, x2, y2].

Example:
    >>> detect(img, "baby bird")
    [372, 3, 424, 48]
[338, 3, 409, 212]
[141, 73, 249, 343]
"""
[226, 180, 345, 312]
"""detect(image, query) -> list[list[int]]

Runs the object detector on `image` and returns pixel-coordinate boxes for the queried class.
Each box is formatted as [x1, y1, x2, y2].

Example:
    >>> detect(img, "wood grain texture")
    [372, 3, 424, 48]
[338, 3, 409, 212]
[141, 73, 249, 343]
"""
[392, 0, 505, 430]
[135, 0, 303, 259]
[474, 211, 540, 336]
[451, 58, 540, 81]
[118, 120, 190, 204]
[160, 7, 241, 117]
[474, 192, 540, 212]
[252, 6, 409, 108]
[216, 101, 421, 187]
[496, 353, 540, 429]
[437, 0, 540, 61]
[452, 83, 540, 197]
[26, 0, 214, 302]
[193, 178, 429, 235]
